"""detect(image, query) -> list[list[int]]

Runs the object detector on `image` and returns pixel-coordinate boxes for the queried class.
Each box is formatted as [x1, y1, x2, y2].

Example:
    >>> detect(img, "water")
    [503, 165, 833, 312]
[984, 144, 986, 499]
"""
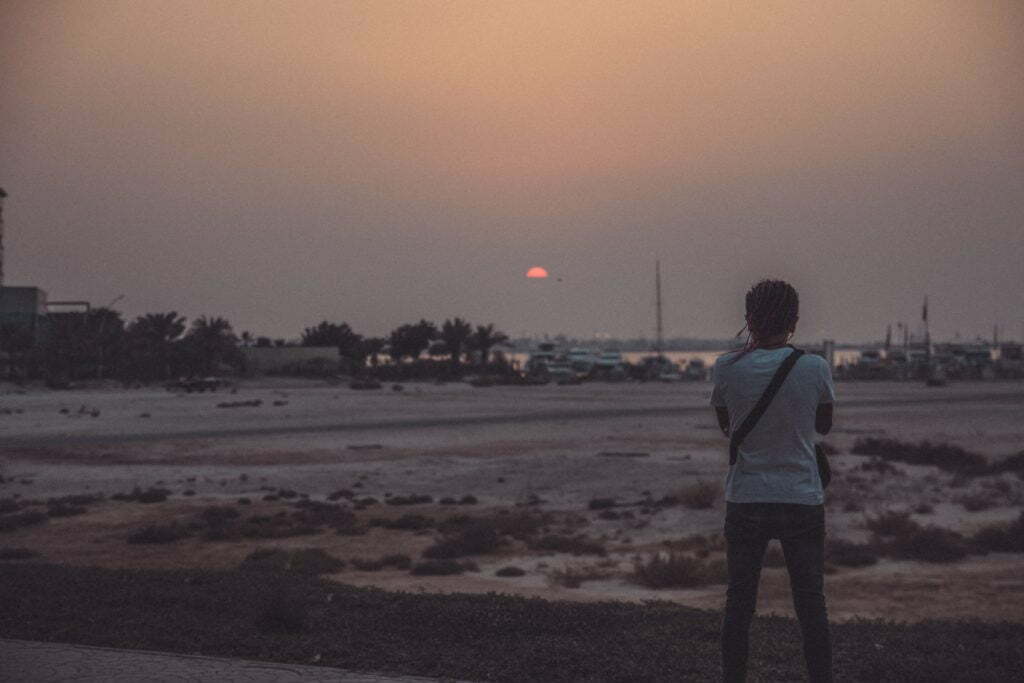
[506, 348, 861, 369]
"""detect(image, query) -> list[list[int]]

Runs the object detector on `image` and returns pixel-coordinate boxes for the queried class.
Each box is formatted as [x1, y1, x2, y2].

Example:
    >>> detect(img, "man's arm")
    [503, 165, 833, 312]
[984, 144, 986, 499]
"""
[715, 406, 730, 436]
[815, 403, 833, 435]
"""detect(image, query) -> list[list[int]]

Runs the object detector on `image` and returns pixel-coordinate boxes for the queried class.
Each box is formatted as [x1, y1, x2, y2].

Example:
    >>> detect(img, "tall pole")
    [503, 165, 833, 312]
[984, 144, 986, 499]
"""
[0, 186, 6, 287]
[654, 260, 664, 359]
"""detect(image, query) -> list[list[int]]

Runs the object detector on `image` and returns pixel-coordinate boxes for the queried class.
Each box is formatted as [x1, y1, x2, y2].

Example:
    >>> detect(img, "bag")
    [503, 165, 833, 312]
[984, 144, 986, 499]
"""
[729, 347, 831, 489]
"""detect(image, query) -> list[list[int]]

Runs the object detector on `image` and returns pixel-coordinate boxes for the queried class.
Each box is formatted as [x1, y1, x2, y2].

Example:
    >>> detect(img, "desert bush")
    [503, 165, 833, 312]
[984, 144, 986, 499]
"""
[0, 498, 19, 515]
[46, 502, 87, 517]
[673, 481, 721, 510]
[241, 547, 345, 575]
[913, 503, 934, 515]
[851, 438, 988, 475]
[0, 547, 37, 560]
[387, 494, 433, 506]
[200, 506, 241, 526]
[112, 487, 170, 504]
[865, 510, 921, 538]
[327, 489, 354, 501]
[825, 539, 879, 568]
[598, 509, 621, 521]
[237, 497, 251, 505]
[886, 526, 971, 563]
[858, 458, 904, 475]
[411, 559, 469, 576]
[630, 552, 726, 589]
[588, 498, 617, 510]
[529, 534, 606, 557]
[350, 557, 385, 571]
[495, 566, 526, 577]
[48, 494, 103, 506]
[956, 492, 995, 512]
[381, 553, 413, 570]
[547, 562, 612, 588]
[439, 497, 458, 505]
[381, 514, 433, 531]
[989, 451, 1024, 475]
[971, 513, 1024, 554]
[424, 520, 502, 559]
[0, 510, 48, 533]
[127, 524, 188, 544]
[459, 495, 478, 505]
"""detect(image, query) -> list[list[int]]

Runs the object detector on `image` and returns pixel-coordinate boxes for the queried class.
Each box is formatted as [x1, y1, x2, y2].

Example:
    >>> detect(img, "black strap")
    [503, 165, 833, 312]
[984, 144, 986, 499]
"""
[729, 348, 805, 466]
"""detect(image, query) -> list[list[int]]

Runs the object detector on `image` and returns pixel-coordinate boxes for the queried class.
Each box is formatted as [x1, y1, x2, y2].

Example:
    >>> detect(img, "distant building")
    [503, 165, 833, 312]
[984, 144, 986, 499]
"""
[0, 286, 48, 340]
[240, 345, 340, 375]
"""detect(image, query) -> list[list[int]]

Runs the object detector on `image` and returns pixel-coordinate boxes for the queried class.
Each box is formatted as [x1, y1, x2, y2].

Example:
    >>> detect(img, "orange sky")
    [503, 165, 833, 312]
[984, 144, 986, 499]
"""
[1, 1, 1021, 340]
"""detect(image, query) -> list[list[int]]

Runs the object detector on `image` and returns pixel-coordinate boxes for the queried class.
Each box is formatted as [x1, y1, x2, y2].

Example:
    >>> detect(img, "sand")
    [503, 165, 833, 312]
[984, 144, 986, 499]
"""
[1, 378, 1022, 623]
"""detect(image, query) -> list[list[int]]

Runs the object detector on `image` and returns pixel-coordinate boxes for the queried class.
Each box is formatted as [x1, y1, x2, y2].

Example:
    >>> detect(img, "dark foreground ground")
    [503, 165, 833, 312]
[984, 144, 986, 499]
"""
[1, 564, 1022, 682]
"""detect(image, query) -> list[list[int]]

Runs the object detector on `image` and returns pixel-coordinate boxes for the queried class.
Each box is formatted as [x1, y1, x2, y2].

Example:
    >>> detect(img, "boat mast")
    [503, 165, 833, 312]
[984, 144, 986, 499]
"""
[655, 260, 664, 359]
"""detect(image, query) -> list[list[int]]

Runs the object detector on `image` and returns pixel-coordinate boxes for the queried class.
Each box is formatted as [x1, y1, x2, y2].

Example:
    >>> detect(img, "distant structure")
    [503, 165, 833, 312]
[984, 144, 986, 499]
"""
[0, 187, 50, 339]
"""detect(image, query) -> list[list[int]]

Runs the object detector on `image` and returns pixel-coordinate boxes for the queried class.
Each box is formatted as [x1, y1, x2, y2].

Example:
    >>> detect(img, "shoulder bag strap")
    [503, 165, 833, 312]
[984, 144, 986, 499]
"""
[729, 348, 805, 466]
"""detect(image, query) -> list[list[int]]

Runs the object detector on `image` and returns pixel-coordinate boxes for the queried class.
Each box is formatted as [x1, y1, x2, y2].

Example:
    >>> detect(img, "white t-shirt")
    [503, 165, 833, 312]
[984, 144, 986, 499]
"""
[710, 347, 835, 505]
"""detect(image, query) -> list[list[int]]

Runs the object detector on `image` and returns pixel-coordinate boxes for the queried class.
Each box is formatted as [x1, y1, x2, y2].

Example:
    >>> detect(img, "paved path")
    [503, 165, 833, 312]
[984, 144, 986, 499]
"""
[0, 639, 465, 682]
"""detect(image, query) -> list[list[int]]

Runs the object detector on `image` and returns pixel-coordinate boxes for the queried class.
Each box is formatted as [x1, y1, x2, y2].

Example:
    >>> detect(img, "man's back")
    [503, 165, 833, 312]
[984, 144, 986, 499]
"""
[711, 347, 835, 505]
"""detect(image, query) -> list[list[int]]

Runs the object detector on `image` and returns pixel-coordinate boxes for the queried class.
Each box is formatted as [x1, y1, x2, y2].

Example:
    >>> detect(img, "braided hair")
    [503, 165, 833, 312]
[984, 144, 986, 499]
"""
[727, 279, 800, 363]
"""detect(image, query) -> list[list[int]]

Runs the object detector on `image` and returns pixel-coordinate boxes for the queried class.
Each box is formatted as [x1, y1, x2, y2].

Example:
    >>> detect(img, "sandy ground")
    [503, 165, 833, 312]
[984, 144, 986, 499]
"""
[1, 379, 1023, 623]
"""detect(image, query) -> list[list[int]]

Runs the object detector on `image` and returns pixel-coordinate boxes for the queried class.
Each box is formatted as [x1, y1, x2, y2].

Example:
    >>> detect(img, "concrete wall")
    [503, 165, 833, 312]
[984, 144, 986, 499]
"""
[241, 345, 340, 375]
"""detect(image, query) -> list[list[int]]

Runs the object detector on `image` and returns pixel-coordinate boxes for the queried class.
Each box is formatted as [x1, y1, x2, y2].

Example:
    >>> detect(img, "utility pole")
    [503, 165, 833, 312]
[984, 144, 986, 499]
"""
[0, 186, 6, 287]
[654, 260, 664, 359]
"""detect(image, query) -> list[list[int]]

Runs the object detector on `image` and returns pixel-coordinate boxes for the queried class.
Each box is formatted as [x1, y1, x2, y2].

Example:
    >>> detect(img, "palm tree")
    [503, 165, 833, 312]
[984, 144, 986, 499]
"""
[126, 312, 186, 380]
[183, 316, 240, 376]
[387, 320, 437, 364]
[440, 317, 473, 375]
[470, 323, 510, 367]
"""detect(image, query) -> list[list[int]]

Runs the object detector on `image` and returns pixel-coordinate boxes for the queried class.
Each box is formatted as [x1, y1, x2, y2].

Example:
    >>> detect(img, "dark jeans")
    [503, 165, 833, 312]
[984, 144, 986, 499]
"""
[722, 502, 832, 683]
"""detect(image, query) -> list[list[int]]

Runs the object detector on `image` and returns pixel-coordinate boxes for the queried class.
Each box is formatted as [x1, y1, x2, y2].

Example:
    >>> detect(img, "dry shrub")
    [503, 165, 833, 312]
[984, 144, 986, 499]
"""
[241, 547, 345, 575]
[851, 438, 988, 475]
[0, 547, 37, 560]
[127, 523, 188, 544]
[886, 526, 971, 563]
[423, 520, 502, 559]
[972, 513, 1024, 553]
[956, 492, 995, 512]
[530, 534, 606, 557]
[865, 510, 921, 538]
[495, 566, 526, 577]
[677, 481, 721, 510]
[588, 498, 617, 510]
[630, 552, 726, 589]
[411, 559, 471, 576]
[547, 562, 613, 588]
[825, 539, 879, 568]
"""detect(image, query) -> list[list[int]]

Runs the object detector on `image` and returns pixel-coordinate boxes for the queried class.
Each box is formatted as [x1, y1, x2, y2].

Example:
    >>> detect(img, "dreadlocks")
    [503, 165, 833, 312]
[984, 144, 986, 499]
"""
[727, 279, 800, 363]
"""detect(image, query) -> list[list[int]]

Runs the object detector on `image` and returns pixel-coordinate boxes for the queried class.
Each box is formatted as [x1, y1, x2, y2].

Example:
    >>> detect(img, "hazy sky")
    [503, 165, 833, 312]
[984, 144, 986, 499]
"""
[2, 1, 1021, 342]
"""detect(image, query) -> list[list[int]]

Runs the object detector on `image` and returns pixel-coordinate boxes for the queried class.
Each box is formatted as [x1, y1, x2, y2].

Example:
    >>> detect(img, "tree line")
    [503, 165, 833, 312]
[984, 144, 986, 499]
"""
[0, 309, 509, 384]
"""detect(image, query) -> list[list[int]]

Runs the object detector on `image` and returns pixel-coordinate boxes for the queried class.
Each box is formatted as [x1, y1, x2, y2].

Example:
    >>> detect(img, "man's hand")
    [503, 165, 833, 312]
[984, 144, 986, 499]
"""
[715, 407, 730, 437]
